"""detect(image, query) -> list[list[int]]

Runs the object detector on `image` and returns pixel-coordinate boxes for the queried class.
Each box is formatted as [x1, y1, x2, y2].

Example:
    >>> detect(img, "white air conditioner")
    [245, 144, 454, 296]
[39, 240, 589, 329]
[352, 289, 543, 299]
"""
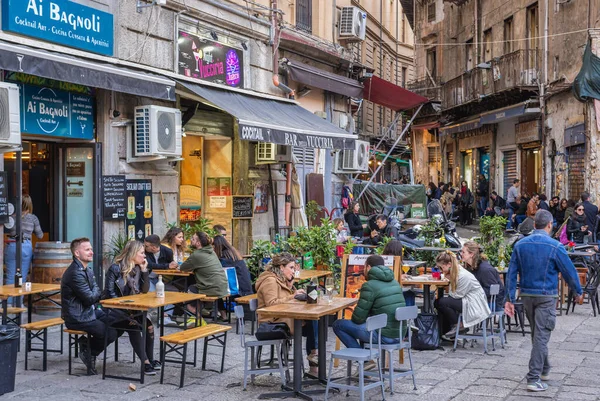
[521, 69, 538, 85]
[333, 140, 370, 173]
[0, 82, 21, 148]
[255, 142, 292, 164]
[134, 105, 182, 157]
[339, 7, 367, 41]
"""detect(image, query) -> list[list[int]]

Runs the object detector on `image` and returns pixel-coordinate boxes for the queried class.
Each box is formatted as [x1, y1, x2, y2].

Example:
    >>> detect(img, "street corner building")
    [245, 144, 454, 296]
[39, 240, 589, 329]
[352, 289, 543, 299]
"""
[0, 0, 428, 285]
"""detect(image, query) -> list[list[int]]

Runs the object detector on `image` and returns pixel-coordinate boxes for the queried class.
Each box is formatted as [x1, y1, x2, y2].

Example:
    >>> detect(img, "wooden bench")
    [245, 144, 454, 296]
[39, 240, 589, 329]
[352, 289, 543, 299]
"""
[21, 317, 64, 371]
[64, 329, 94, 376]
[160, 324, 232, 388]
[235, 294, 257, 304]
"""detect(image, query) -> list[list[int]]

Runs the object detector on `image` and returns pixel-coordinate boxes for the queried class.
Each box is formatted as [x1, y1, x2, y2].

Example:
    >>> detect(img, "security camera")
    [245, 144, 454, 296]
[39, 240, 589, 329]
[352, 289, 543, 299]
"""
[110, 109, 121, 119]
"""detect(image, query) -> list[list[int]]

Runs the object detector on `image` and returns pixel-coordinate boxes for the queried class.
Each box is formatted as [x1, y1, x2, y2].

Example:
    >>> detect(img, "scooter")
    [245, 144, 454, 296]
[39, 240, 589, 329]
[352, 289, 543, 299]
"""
[427, 199, 462, 249]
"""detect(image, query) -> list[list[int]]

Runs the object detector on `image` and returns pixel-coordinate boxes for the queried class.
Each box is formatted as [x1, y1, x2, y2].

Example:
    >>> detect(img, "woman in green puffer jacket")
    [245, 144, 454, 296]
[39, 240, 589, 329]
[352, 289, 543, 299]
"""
[333, 255, 406, 348]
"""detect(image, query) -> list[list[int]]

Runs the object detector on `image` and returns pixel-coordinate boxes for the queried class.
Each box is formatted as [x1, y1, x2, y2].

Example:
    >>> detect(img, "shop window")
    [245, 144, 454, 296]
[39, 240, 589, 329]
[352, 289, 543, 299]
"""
[296, 0, 312, 33]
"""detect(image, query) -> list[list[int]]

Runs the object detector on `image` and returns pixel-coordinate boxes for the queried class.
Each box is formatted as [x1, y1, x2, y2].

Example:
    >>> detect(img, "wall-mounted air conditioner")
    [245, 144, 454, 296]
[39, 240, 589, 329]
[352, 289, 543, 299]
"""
[0, 82, 21, 148]
[134, 105, 182, 157]
[521, 69, 538, 85]
[339, 7, 367, 41]
[333, 140, 370, 173]
[254, 142, 293, 165]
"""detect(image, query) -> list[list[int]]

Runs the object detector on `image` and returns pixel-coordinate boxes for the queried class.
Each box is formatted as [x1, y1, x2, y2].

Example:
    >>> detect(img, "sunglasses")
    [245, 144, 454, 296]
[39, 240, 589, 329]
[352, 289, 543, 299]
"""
[577, 208, 584, 211]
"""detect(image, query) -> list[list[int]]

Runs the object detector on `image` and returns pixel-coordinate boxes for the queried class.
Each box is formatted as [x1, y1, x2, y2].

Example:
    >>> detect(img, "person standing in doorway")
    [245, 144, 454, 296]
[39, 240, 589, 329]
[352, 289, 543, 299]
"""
[476, 174, 489, 218]
[506, 179, 520, 229]
[505, 210, 582, 392]
[580, 192, 598, 229]
[5, 195, 43, 305]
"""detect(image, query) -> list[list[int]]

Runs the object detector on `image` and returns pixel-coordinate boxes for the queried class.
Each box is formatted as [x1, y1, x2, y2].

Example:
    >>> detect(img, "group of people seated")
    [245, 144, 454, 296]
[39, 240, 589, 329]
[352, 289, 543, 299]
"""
[61, 225, 252, 375]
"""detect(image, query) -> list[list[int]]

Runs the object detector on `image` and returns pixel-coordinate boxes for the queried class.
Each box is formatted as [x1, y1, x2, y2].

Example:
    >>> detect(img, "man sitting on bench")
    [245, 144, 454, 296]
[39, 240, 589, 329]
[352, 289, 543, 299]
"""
[61, 237, 117, 374]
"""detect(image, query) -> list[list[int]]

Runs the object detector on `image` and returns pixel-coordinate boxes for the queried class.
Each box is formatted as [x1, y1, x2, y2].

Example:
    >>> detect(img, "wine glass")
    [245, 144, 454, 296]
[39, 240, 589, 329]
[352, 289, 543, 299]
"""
[325, 277, 334, 304]
[402, 264, 411, 275]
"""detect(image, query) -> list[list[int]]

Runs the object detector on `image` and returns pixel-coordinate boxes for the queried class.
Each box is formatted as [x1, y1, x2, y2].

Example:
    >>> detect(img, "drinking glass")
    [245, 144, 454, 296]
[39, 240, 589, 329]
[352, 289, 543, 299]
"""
[325, 277, 334, 304]
[402, 264, 410, 275]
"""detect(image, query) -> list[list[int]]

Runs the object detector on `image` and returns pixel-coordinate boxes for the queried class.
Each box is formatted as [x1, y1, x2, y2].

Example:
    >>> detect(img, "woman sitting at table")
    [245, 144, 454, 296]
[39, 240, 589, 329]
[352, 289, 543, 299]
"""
[162, 227, 187, 263]
[212, 235, 253, 296]
[104, 240, 159, 375]
[460, 241, 505, 312]
[255, 252, 319, 371]
[333, 218, 351, 244]
[433, 250, 490, 341]
[567, 202, 592, 243]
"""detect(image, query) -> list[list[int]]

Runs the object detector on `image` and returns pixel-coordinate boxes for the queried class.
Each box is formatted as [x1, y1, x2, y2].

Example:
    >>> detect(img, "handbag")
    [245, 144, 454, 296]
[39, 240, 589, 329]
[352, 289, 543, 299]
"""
[411, 313, 440, 350]
[255, 322, 291, 341]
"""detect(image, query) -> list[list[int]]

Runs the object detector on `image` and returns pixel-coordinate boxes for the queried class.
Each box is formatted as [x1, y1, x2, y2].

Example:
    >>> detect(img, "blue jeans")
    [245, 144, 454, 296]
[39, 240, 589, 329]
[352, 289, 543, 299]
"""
[478, 197, 487, 218]
[303, 320, 318, 355]
[516, 215, 527, 225]
[507, 207, 514, 229]
[4, 240, 33, 305]
[403, 290, 416, 306]
[333, 319, 398, 349]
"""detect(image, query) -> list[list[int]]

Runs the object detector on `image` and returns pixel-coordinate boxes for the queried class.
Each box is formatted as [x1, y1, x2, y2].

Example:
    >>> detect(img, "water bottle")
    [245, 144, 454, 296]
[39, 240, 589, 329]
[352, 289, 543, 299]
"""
[307, 278, 318, 304]
[156, 275, 165, 298]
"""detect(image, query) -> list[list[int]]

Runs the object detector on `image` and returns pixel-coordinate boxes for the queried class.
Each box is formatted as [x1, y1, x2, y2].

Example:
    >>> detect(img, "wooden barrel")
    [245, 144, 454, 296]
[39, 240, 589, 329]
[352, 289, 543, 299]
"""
[31, 242, 72, 313]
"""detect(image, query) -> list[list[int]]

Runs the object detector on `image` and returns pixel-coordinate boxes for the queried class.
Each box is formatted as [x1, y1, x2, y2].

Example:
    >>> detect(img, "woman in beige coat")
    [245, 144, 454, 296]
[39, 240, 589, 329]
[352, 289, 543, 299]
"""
[434, 250, 490, 340]
[255, 252, 318, 368]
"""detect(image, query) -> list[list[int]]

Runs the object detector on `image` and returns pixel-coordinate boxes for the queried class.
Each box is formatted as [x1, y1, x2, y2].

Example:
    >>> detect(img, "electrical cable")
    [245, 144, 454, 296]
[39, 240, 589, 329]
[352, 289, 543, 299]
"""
[123, 6, 161, 62]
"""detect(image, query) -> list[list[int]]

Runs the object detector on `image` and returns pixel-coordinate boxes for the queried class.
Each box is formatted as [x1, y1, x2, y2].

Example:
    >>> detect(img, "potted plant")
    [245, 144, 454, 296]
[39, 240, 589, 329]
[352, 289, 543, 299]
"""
[246, 240, 275, 284]
[104, 231, 129, 265]
[306, 218, 338, 270]
[476, 216, 512, 268]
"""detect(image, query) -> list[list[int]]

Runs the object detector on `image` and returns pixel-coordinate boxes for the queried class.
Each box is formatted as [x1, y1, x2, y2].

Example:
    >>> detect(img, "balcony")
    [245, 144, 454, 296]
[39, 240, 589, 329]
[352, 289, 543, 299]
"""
[408, 77, 442, 102]
[442, 49, 540, 110]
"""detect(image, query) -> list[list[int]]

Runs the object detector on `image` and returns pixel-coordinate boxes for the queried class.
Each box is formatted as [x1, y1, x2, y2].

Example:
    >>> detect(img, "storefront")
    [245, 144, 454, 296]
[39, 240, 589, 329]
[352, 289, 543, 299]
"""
[456, 127, 493, 191]
[515, 120, 542, 195]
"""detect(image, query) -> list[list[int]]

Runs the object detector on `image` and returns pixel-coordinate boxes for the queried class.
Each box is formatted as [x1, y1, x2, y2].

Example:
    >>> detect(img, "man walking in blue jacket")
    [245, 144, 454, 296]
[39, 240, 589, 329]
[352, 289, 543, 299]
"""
[505, 210, 582, 392]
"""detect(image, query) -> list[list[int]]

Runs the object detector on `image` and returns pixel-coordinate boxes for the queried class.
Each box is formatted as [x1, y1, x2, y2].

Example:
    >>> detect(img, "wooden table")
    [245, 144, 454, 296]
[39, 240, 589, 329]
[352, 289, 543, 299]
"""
[257, 297, 358, 400]
[415, 246, 461, 253]
[401, 276, 449, 313]
[100, 291, 206, 384]
[152, 269, 193, 290]
[0, 283, 61, 324]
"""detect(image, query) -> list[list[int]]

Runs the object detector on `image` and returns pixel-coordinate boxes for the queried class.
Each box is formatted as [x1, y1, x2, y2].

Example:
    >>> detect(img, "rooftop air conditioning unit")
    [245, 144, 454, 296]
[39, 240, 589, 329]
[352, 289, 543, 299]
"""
[0, 82, 21, 148]
[255, 142, 293, 164]
[134, 105, 182, 157]
[339, 7, 367, 41]
[333, 140, 370, 173]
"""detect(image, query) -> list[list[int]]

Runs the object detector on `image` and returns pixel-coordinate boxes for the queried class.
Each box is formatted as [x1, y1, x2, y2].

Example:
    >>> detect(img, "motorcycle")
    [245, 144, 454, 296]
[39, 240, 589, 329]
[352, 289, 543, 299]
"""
[426, 199, 462, 249]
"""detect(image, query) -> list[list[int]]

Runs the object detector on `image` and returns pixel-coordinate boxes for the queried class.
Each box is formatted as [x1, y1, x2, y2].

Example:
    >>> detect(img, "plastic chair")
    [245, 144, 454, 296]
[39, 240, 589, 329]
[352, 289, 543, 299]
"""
[364, 306, 418, 394]
[234, 305, 289, 390]
[325, 314, 387, 401]
[453, 284, 503, 354]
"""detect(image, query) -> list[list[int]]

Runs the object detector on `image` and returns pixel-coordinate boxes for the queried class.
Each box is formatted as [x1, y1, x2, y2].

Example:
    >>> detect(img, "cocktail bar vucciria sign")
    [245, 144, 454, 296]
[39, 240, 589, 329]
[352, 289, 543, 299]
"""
[1, 0, 114, 56]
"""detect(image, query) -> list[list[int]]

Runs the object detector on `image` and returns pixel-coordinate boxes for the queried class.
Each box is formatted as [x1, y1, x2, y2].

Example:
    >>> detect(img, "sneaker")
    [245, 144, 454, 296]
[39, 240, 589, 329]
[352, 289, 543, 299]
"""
[527, 380, 548, 392]
[78, 340, 92, 369]
[541, 372, 550, 381]
[443, 325, 458, 338]
[307, 353, 319, 366]
[144, 364, 157, 376]
[151, 360, 162, 371]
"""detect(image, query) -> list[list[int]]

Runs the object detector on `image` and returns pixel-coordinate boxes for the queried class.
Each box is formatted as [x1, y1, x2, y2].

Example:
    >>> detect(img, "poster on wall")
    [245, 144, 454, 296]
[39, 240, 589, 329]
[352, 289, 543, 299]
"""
[254, 183, 268, 214]
[180, 184, 202, 222]
[207, 177, 232, 196]
[124, 179, 153, 240]
[177, 30, 244, 88]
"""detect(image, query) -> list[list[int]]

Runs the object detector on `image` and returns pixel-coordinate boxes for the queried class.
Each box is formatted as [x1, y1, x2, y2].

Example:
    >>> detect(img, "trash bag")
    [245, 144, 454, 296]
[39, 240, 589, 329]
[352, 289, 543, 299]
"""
[0, 325, 19, 341]
[0, 325, 19, 396]
[411, 313, 440, 350]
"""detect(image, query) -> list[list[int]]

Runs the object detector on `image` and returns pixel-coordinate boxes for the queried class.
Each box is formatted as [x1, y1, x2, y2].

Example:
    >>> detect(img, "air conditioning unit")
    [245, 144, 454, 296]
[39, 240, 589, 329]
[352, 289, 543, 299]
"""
[339, 7, 367, 41]
[521, 69, 538, 85]
[333, 140, 370, 173]
[255, 142, 292, 164]
[134, 105, 182, 157]
[0, 82, 21, 148]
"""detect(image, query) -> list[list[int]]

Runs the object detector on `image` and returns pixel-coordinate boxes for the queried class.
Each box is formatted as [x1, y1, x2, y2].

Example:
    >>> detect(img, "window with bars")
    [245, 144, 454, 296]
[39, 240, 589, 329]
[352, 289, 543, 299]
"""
[427, 1, 436, 22]
[296, 0, 312, 33]
[567, 144, 585, 200]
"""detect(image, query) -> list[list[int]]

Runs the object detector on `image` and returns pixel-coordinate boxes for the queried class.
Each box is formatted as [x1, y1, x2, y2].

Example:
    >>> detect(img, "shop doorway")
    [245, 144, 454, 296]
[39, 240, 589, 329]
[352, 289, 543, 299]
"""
[461, 150, 473, 188]
[479, 149, 490, 180]
[522, 147, 541, 195]
[3, 141, 102, 278]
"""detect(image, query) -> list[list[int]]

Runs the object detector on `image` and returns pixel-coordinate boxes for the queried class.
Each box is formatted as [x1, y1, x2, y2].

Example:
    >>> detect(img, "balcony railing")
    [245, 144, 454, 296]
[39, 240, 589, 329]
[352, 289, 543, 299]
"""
[408, 77, 442, 101]
[442, 49, 540, 110]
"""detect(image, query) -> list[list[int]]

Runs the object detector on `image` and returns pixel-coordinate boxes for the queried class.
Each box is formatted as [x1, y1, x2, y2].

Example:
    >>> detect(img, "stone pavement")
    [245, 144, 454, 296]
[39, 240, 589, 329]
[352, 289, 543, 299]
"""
[1, 300, 598, 401]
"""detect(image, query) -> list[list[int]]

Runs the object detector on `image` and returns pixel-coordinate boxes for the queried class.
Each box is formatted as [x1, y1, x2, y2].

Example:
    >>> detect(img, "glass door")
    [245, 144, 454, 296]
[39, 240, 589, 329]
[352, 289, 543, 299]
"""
[58, 143, 102, 280]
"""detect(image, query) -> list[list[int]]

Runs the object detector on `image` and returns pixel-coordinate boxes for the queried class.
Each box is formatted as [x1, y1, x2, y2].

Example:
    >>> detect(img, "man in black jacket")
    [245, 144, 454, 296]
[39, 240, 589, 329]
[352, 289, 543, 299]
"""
[367, 215, 398, 245]
[581, 192, 598, 229]
[144, 234, 176, 271]
[61, 238, 117, 374]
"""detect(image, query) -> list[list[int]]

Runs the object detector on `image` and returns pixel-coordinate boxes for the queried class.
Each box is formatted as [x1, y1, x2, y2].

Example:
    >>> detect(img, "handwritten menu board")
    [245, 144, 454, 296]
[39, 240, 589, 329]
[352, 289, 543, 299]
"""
[102, 175, 126, 220]
[232, 195, 253, 219]
[0, 171, 8, 224]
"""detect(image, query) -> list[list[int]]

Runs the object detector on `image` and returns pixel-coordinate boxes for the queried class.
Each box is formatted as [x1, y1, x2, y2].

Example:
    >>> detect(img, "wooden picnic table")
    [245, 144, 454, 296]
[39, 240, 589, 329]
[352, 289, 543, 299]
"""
[296, 269, 332, 282]
[415, 246, 461, 253]
[0, 283, 61, 324]
[100, 291, 206, 384]
[401, 276, 449, 313]
[257, 297, 358, 400]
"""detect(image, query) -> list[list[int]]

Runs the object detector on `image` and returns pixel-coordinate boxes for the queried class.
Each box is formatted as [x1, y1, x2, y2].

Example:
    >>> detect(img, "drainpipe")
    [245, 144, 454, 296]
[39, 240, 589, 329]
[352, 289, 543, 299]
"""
[540, 0, 548, 195]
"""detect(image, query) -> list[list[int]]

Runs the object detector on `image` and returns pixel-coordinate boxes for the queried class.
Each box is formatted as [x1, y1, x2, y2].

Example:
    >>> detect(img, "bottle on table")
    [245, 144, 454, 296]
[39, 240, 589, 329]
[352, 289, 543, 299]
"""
[156, 275, 165, 298]
[14, 268, 22, 288]
[307, 278, 318, 304]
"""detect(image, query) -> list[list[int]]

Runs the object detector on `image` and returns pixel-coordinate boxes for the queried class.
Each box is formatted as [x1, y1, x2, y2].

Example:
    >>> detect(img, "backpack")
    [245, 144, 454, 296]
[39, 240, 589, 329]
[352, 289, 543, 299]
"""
[341, 185, 353, 209]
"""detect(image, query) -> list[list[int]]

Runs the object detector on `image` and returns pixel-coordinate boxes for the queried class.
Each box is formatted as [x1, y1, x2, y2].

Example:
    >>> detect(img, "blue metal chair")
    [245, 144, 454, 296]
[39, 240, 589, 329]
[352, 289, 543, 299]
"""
[325, 313, 387, 401]
[453, 284, 503, 353]
[365, 306, 418, 394]
[234, 304, 289, 390]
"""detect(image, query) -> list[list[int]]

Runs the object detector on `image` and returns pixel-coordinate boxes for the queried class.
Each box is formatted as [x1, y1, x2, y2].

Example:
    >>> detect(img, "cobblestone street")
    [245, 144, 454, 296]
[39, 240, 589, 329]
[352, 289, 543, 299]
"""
[0, 298, 597, 401]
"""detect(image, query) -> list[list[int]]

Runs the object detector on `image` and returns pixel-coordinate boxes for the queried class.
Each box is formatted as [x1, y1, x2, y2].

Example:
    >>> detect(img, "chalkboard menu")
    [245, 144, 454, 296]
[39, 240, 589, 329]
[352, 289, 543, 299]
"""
[232, 195, 253, 219]
[0, 171, 8, 224]
[102, 175, 126, 220]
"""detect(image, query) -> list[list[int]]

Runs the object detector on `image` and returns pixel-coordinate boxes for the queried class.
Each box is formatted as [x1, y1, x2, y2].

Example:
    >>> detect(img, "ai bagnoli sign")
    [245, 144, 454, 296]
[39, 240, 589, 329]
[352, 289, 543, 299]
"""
[1, 0, 114, 56]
